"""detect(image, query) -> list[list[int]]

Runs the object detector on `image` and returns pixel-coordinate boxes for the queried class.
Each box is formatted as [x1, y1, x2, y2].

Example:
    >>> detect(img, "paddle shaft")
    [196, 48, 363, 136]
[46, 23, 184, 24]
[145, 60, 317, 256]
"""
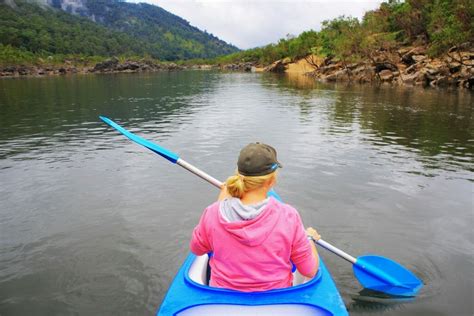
[177, 158, 223, 188]
[316, 239, 356, 264]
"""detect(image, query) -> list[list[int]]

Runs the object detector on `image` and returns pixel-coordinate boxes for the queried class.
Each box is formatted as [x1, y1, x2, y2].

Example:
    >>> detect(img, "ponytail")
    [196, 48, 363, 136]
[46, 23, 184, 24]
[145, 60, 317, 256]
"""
[225, 171, 277, 198]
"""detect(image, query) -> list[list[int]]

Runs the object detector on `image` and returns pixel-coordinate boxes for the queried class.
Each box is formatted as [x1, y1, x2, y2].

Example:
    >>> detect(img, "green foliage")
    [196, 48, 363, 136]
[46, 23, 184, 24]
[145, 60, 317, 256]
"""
[388, 0, 431, 42]
[213, 0, 472, 66]
[368, 0, 472, 54]
[319, 16, 366, 61]
[427, 0, 473, 55]
[0, 44, 36, 65]
[0, 43, 111, 67]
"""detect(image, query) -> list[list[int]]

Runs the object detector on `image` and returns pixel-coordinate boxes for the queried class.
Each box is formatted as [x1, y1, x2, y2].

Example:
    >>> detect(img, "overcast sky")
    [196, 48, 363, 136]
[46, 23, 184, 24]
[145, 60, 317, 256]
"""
[127, 0, 384, 49]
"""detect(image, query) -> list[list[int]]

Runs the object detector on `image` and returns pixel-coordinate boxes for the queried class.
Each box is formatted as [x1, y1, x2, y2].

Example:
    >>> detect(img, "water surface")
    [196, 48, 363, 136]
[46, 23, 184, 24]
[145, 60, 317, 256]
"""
[0, 71, 473, 315]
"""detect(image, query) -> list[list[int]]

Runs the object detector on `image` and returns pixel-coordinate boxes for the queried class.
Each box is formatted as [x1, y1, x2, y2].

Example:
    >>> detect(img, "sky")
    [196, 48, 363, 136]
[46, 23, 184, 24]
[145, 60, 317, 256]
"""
[128, 0, 384, 49]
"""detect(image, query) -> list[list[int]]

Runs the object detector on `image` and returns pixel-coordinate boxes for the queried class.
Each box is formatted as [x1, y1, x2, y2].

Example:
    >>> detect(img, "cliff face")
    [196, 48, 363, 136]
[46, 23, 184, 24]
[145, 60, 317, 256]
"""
[4, 0, 88, 12]
[48, 0, 88, 15]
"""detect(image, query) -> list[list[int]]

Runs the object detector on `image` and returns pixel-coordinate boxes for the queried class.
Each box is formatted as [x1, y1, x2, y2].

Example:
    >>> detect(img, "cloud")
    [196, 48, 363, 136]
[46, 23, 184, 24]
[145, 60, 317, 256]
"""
[128, 0, 384, 49]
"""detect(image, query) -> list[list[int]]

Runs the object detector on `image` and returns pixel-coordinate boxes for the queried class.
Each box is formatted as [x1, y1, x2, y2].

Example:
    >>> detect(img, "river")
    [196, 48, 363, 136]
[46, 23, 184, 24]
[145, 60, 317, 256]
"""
[0, 71, 472, 315]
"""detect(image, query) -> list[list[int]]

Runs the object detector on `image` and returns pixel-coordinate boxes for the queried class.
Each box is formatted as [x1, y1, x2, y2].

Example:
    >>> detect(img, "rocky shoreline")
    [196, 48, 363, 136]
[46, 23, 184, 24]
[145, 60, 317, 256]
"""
[258, 44, 474, 89]
[1, 45, 472, 89]
[0, 56, 191, 77]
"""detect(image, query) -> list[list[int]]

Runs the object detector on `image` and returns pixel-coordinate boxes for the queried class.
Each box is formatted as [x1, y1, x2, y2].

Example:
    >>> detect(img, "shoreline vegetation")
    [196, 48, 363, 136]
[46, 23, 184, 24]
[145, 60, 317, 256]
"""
[1, 0, 472, 89]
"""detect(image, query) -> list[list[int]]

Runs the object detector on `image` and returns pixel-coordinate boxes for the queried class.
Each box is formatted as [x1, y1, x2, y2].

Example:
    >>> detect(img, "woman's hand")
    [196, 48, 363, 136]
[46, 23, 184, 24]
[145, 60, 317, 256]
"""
[306, 227, 321, 242]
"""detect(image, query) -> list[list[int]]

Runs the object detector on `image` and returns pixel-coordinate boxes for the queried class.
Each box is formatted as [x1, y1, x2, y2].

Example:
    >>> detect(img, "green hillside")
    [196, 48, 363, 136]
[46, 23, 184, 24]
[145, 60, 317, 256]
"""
[76, 0, 238, 60]
[0, 0, 238, 62]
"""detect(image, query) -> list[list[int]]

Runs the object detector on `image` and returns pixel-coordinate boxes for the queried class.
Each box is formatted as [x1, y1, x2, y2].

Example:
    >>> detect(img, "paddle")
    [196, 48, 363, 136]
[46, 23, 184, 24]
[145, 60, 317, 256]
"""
[99, 115, 423, 297]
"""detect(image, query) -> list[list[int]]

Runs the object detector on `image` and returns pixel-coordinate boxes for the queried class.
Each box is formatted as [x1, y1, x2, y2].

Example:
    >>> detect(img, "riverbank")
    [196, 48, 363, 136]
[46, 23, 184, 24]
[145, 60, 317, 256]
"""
[239, 44, 474, 89]
[203, 43, 474, 90]
[2, 44, 472, 90]
[0, 56, 190, 77]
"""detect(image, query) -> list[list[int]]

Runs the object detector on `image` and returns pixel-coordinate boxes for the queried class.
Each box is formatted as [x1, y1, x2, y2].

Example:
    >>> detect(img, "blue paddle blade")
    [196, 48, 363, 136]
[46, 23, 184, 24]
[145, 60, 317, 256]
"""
[100, 116, 180, 163]
[353, 255, 423, 297]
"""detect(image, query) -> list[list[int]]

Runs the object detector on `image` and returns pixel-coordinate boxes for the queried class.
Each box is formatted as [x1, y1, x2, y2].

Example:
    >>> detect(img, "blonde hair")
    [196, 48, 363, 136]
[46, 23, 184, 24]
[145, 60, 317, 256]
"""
[225, 171, 277, 199]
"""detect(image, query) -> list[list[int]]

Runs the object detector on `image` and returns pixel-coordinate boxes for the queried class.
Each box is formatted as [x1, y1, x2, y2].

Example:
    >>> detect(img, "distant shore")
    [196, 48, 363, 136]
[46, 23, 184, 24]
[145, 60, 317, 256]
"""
[0, 56, 189, 77]
[1, 45, 472, 90]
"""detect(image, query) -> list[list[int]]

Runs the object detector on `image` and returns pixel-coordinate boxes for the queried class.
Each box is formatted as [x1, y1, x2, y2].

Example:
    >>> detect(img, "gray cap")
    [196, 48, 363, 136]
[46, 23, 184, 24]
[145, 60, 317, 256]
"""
[237, 142, 282, 176]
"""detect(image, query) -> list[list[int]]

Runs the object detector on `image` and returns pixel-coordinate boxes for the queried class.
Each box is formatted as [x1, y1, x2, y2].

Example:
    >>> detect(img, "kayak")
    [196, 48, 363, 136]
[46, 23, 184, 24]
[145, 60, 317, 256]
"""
[156, 253, 349, 315]
[156, 188, 348, 316]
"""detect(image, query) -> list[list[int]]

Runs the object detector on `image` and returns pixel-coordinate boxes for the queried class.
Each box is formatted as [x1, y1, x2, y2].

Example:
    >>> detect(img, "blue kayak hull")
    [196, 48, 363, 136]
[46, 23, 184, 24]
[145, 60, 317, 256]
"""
[157, 253, 348, 316]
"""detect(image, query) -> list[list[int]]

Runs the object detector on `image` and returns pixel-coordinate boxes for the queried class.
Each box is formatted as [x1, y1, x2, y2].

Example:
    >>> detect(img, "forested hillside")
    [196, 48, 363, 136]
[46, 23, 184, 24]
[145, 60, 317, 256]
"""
[0, 0, 238, 62]
[63, 0, 238, 60]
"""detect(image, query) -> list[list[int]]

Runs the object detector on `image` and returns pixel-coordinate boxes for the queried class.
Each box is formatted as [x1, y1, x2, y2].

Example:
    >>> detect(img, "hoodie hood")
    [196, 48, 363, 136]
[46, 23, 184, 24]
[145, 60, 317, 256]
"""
[218, 197, 281, 247]
[220, 197, 269, 222]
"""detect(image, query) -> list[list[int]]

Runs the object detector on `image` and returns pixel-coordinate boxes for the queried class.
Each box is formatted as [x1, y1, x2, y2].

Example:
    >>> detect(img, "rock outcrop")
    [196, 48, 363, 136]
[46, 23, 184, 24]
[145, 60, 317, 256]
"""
[264, 58, 292, 73]
[0, 57, 185, 77]
[219, 62, 254, 72]
[93, 57, 120, 71]
[91, 57, 183, 73]
[301, 43, 473, 89]
[0, 65, 82, 77]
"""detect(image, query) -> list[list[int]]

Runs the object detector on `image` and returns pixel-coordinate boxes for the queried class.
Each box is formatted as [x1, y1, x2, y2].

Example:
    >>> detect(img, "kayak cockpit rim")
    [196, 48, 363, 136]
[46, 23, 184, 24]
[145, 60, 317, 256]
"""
[157, 253, 348, 316]
[186, 253, 323, 292]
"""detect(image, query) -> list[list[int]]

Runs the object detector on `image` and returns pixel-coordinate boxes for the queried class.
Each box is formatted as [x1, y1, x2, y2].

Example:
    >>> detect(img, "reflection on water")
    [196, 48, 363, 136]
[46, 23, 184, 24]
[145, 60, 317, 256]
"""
[261, 74, 473, 180]
[349, 288, 417, 315]
[0, 72, 220, 162]
[0, 71, 472, 316]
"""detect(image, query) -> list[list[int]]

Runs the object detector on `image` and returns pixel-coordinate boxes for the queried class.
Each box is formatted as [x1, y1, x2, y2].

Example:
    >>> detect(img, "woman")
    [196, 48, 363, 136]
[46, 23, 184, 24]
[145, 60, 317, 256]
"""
[190, 142, 321, 292]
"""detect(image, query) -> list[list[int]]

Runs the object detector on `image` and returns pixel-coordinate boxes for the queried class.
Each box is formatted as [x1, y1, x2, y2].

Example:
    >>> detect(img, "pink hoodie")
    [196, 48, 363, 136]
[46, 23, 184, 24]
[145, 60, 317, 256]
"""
[190, 197, 316, 292]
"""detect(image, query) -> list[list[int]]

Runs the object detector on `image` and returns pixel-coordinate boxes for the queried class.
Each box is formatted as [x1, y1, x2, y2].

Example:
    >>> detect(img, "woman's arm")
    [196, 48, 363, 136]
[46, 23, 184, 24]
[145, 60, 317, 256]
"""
[190, 209, 212, 255]
[291, 220, 320, 278]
